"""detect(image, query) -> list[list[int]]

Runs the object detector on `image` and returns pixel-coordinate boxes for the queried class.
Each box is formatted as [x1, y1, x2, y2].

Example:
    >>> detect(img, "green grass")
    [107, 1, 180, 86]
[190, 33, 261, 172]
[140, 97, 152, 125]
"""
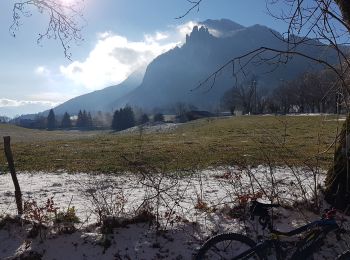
[0, 115, 344, 173]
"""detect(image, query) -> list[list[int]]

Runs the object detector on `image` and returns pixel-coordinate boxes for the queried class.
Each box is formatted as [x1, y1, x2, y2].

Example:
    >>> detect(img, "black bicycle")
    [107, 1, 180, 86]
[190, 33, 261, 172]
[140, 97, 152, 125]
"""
[195, 200, 350, 259]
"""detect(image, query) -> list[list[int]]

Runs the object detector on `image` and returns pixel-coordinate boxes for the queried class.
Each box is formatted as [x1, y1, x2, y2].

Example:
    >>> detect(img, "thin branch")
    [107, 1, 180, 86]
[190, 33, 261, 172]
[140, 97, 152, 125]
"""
[176, 0, 203, 19]
[10, 0, 85, 59]
[193, 46, 346, 92]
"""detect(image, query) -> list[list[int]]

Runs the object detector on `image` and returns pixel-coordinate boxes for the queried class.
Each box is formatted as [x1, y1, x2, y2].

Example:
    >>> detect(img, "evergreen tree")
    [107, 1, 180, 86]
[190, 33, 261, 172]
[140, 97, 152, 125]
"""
[111, 106, 135, 131]
[76, 110, 94, 128]
[76, 110, 83, 127]
[47, 109, 56, 130]
[111, 110, 120, 130]
[140, 113, 150, 124]
[82, 110, 88, 127]
[153, 113, 165, 122]
[87, 112, 93, 128]
[122, 106, 135, 129]
[61, 112, 72, 128]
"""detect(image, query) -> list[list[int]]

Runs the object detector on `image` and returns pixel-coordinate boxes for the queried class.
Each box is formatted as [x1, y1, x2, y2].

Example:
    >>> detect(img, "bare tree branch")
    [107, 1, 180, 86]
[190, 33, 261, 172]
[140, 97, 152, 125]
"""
[176, 0, 203, 19]
[193, 46, 346, 92]
[10, 0, 85, 59]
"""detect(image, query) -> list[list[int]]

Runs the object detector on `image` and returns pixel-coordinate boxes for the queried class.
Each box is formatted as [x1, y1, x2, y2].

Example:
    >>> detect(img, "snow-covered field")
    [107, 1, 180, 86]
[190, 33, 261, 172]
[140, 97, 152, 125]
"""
[0, 167, 349, 259]
[117, 122, 181, 134]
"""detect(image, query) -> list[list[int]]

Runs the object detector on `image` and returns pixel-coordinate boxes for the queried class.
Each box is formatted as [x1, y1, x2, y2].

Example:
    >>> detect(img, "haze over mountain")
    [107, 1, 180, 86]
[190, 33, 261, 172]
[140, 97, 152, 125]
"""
[50, 19, 340, 115]
[0, 102, 55, 118]
[52, 67, 145, 115]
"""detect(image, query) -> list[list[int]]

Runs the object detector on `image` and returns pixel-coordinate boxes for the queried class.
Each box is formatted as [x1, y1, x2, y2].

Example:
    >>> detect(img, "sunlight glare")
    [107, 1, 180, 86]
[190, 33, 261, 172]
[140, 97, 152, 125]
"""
[59, 0, 76, 5]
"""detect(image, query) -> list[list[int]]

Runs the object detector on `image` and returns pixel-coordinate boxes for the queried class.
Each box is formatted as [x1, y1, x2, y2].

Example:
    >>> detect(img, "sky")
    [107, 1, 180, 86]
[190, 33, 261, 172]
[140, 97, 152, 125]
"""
[0, 0, 290, 117]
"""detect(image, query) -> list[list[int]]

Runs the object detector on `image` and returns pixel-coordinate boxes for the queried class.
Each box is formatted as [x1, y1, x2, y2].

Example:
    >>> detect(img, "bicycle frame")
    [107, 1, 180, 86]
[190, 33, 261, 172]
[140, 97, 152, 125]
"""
[234, 218, 339, 260]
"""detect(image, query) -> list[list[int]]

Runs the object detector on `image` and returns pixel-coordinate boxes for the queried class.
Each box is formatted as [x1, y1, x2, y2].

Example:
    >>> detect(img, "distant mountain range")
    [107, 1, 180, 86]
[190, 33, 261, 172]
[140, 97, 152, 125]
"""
[45, 19, 341, 115]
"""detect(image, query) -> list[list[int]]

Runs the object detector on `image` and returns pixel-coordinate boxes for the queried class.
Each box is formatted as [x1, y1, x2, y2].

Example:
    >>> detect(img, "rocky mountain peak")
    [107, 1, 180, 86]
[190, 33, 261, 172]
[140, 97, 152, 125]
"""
[185, 25, 211, 44]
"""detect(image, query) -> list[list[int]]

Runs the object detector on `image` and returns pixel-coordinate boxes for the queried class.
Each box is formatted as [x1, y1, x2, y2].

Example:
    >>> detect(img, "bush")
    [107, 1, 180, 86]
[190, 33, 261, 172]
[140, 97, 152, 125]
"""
[55, 206, 79, 224]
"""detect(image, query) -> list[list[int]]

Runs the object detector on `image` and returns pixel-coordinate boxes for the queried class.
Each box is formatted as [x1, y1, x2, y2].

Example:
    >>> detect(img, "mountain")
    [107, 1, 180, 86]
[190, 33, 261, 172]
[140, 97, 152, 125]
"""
[113, 20, 340, 111]
[199, 18, 245, 37]
[50, 19, 341, 115]
[51, 67, 145, 115]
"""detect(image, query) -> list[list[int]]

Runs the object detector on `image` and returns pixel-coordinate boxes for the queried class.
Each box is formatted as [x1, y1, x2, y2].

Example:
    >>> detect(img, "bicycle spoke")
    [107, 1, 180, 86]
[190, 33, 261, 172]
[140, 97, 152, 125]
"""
[206, 239, 257, 259]
[207, 240, 233, 259]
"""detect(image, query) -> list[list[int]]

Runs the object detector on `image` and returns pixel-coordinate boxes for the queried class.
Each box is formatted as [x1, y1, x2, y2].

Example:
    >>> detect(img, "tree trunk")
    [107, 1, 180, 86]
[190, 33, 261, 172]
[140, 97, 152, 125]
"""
[324, 1, 350, 212]
[325, 114, 350, 212]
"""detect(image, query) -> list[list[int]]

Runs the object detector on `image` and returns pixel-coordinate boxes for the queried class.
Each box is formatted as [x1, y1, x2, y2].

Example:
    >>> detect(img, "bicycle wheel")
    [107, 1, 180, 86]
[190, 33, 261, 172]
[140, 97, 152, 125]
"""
[336, 250, 350, 260]
[195, 233, 263, 260]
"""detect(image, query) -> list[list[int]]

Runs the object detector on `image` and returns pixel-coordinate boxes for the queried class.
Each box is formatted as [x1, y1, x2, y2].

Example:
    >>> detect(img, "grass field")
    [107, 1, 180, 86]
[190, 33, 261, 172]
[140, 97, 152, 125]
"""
[0, 115, 345, 173]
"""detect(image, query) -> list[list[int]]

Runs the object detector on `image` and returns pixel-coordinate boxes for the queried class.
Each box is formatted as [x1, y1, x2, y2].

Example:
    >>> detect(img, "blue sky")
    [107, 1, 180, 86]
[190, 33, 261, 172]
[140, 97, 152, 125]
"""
[0, 0, 289, 117]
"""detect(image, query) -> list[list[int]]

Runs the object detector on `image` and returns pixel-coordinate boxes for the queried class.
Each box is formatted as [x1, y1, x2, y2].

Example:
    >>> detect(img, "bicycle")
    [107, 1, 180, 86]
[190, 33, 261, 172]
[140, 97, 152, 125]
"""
[195, 200, 350, 259]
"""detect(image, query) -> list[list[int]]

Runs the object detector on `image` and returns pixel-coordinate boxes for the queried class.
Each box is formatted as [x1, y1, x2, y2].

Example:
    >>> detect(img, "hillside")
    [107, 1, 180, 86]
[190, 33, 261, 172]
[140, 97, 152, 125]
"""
[51, 67, 145, 116]
[114, 20, 339, 111]
[48, 19, 340, 115]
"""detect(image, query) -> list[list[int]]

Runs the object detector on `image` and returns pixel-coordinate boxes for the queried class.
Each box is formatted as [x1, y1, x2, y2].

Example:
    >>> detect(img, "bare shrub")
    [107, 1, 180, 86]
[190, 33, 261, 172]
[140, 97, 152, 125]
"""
[79, 176, 127, 225]
[23, 198, 58, 226]
[121, 155, 195, 232]
[23, 197, 80, 238]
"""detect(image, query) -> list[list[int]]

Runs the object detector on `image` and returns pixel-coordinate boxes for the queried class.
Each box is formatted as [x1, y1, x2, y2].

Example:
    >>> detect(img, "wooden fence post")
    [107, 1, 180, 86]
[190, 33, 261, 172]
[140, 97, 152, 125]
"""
[3, 136, 23, 215]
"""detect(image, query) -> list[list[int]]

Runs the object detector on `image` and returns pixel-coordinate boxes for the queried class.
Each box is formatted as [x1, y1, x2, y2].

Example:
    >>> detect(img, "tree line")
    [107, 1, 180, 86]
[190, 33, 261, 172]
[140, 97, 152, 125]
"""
[46, 109, 94, 130]
[13, 67, 343, 131]
[221, 69, 342, 115]
[111, 107, 166, 131]
[14, 107, 166, 131]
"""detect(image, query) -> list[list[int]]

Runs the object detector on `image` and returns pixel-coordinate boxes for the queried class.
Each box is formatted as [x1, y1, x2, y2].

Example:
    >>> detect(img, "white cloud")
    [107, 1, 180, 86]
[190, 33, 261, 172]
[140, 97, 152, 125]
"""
[155, 32, 169, 41]
[0, 99, 59, 118]
[59, 22, 203, 91]
[60, 31, 179, 91]
[97, 31, 111, 40]
[145, 31, 169, 42]
[176, 21, 199, 38]
[0, 98, 57, 108]
[28, 92, 74, 104]
[35, 66, 51, 76]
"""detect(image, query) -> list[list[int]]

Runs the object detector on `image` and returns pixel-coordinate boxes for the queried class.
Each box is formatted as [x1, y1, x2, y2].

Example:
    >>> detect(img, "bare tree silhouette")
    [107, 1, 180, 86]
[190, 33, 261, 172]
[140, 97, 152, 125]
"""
[10, 0, 85, 59]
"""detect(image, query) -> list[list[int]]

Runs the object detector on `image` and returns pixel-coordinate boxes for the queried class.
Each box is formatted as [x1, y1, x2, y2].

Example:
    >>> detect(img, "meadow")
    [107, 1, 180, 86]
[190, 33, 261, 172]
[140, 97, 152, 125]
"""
[1, 114, 349, 260]
[0, 114, 344, 173]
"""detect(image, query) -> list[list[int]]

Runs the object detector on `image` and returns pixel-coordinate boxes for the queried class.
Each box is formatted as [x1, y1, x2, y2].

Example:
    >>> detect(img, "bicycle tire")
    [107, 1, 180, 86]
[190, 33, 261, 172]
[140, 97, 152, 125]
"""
[336, 250, 350, 260]
[195, 233, 264, 260]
